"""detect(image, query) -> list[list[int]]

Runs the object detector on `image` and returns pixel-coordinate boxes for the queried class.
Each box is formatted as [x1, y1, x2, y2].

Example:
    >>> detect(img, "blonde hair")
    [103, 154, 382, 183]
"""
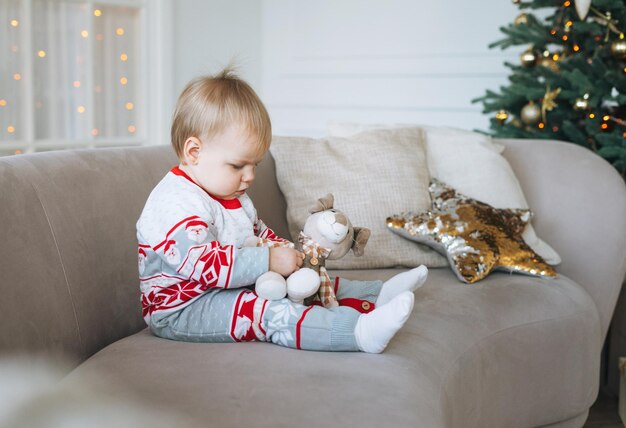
[171, 67, 272, 159]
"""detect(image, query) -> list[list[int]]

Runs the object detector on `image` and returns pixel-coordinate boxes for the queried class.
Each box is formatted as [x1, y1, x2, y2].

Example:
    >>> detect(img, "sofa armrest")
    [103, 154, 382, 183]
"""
[497, 138, 626, 338]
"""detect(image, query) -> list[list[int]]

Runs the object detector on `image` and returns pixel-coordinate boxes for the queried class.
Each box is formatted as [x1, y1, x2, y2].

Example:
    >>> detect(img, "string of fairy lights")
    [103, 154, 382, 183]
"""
[2, 6, 138, 154]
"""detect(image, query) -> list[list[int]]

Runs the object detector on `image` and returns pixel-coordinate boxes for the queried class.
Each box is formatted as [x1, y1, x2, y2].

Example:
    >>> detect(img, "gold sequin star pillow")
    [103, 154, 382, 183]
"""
[386, 178, 557, 284]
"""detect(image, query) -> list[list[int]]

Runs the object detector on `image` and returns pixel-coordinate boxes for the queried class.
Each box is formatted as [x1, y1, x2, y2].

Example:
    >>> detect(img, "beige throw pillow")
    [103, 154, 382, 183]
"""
[270, 128, 449, 269]
[327, 122, 561, 265]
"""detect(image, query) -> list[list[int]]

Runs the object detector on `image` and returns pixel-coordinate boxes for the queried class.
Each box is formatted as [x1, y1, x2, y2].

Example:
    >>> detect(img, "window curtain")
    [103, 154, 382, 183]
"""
[1, 0, 140, 147]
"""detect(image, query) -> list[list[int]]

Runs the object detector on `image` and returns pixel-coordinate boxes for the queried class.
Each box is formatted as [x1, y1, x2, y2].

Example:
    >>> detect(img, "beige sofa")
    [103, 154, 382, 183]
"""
[1, 138, 625, 427]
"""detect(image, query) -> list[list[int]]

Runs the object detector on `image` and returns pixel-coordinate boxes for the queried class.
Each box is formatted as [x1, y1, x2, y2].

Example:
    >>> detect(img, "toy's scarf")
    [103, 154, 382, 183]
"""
[298, 232, 339, 308]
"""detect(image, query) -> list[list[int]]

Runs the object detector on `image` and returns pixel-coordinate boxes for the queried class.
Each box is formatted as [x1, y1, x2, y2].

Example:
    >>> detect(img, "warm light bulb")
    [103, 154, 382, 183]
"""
[81, 30, 89, 38]
[7, 125, 15, 133]
[10, 19, 18, 27]
[565, 21, 573, 27]
[94, 9, 102, 17]
[96, 34, 104, 41]
[120, 53, 128, 61]
[128, 125, 136, 133]
[125, 102, 134, 110]
[116, 27, 125, 36]
[73, 80, 81, 88]
[603, 115, 610, 121]
[77, 105, 86, 113]
[37, 50, 46, 58]
[564, 1, 571, 6]
[120, 77, 128, 85]
[562, 35, 568, 41]
[91, 128, 99, 136]
[552, 54, 559, 61]
[601, 123, 608, 129]
[538, 122, 545, 129]
[589, 113, 595, 119]
[13, 73, 21, 81]
[573, 45, 580, 52]
[0, 99, 6, 107]
[14, 150, 22, 155]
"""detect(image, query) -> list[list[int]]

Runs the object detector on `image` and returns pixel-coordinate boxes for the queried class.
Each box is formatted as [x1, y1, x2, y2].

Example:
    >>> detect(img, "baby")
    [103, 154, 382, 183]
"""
[136, 68, 428, 353]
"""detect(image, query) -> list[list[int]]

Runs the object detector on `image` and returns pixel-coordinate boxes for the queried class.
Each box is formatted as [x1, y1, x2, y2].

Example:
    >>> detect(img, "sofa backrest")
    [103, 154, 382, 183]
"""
[1, 138, 625, 367]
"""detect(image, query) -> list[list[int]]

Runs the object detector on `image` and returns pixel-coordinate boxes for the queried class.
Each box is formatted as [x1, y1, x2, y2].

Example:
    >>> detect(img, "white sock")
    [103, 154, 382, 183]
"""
[377, 265, 428, 307]
[354, 291, 414, 353]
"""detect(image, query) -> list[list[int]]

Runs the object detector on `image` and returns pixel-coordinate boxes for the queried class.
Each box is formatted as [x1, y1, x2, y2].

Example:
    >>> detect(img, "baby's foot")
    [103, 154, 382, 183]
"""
[354, 291, 414, 353]
[376, 265, 428, 306]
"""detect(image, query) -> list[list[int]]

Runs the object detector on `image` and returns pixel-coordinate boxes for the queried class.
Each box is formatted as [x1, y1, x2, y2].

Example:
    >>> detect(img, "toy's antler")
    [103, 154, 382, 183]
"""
[351, 227, 371, 257]
[309, 193, 334, 213]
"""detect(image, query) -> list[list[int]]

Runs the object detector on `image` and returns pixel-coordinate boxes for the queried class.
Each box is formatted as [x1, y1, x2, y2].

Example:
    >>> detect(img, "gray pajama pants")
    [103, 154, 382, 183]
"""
[150, 277, 383, 352]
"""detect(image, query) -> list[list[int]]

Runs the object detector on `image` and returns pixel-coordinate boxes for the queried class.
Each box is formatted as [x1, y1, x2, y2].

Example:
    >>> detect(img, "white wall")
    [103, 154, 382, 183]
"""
[172, 0, 263, 96]
[261, 0, 525, 136]
[172, 0, 525, 137]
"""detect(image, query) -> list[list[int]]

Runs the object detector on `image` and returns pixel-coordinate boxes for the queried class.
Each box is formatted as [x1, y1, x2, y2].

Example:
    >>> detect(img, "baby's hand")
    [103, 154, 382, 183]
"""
[269, 247, 305, 277]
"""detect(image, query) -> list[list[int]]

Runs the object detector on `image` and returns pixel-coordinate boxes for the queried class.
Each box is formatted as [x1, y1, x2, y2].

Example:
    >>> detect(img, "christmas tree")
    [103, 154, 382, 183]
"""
[472, 0, 626, 180]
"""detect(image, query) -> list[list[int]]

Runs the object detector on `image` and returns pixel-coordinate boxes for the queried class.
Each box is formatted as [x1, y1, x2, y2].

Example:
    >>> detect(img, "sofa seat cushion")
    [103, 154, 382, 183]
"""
[64, 268, 601, 428]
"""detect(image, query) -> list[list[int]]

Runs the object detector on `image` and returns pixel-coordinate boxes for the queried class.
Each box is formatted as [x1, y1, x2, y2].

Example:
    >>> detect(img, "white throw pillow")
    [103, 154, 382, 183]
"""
[270, 128, 449, 269]
[328, 120, 506, 153]
[327, 121, 562, 265]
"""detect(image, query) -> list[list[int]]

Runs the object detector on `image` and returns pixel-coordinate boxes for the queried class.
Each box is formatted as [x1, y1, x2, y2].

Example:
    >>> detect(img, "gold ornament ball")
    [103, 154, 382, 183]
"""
[521, 101, 541, 125]
[573, 97, 589, 111]
[520, 49, 537, 67]
[495, 110, 509, 124]
[514, 13, 528, 25]
[538, 57, 559, 72]
[610, 38, 626, 59]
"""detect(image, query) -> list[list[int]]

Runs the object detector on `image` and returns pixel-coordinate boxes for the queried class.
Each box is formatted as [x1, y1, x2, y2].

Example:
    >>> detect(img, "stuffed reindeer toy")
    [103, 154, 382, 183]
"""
[245, 194, 370, 308]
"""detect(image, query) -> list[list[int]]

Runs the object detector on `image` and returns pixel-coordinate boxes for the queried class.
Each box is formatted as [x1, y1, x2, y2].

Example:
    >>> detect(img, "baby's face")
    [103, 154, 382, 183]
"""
[190, 126, 266, 200]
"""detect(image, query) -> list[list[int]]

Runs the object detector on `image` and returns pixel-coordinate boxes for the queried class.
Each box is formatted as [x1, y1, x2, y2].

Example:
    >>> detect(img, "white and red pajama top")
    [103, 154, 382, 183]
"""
[136, 166, 284, 324]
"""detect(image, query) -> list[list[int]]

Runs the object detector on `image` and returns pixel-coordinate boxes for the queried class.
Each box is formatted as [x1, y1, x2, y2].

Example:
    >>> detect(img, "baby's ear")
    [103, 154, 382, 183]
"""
[183, 137, 202, 165]
[309, 193, 334, 213]
[351, 227, 371, 257]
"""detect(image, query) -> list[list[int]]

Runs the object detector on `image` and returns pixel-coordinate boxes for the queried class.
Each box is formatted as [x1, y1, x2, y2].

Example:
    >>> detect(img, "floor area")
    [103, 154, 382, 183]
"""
[584, 391, 623, 428]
